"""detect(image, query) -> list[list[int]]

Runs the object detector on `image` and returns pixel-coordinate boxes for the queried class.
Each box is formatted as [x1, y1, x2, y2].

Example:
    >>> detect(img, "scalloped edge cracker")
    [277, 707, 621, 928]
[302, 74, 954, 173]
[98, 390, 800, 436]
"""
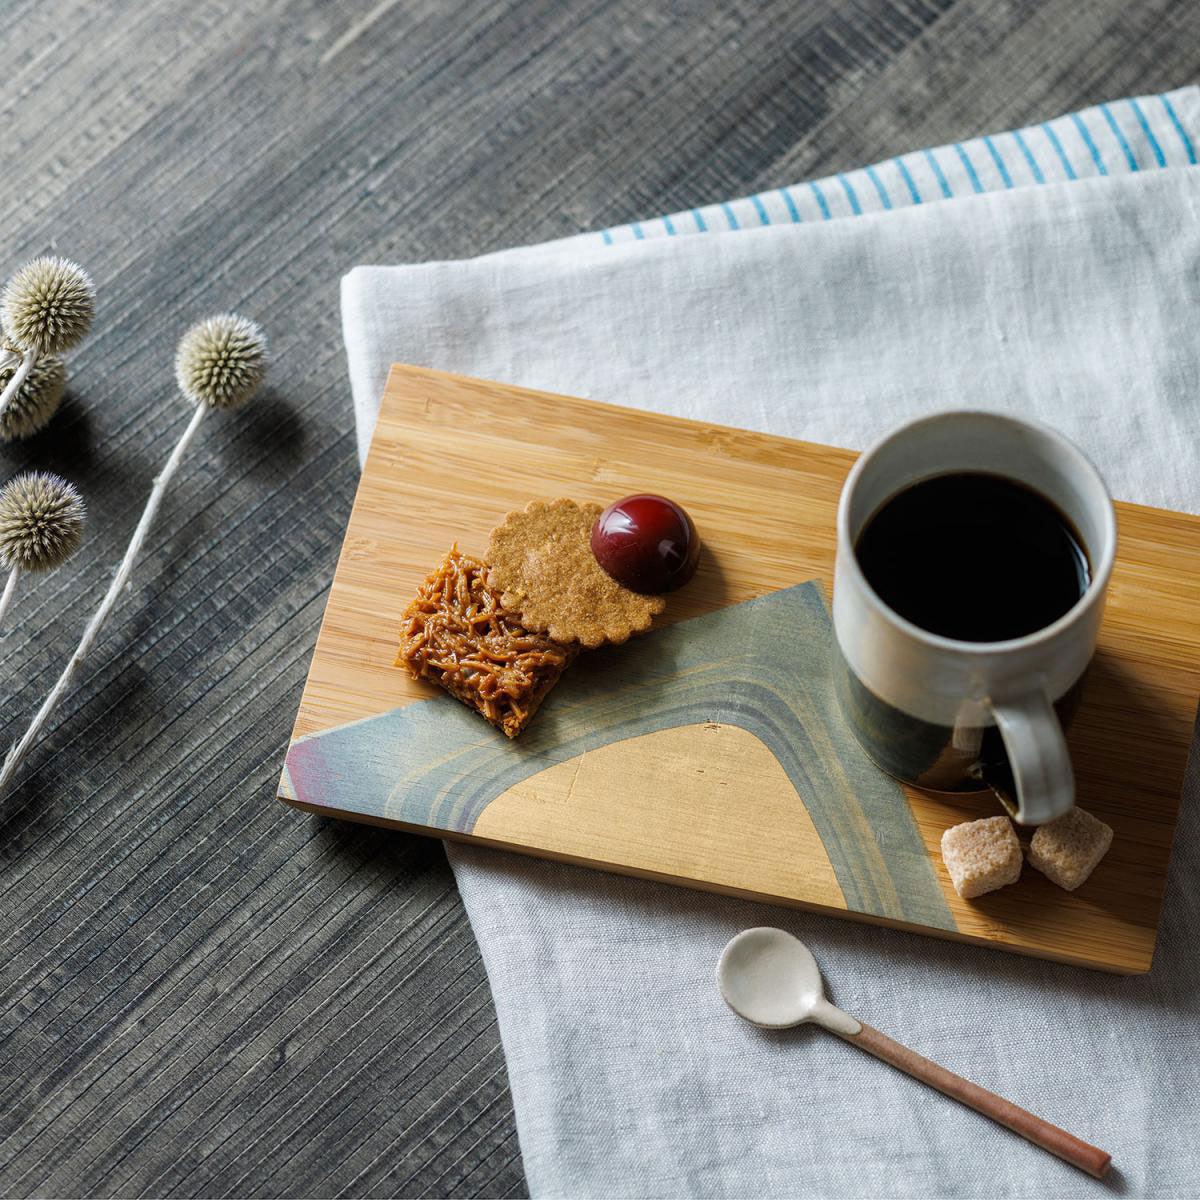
[486, 499, 666, 648]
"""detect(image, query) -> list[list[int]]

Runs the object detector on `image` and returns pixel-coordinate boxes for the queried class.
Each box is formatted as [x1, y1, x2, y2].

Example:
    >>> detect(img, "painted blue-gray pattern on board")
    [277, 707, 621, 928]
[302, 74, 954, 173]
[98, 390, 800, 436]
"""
[285, 583, 954, 931]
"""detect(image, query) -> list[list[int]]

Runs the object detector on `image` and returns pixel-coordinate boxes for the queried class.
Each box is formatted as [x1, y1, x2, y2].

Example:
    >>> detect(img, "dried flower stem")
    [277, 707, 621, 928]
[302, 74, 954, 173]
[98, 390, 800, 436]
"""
[0, 350, 37, 418]
[0, 566, 19, 629]
[0, 404, 207, 792]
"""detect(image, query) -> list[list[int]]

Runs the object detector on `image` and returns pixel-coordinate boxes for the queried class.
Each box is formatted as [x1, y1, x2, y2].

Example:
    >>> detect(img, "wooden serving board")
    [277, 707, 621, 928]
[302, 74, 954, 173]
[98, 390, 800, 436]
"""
[279, 365, 1200, 973]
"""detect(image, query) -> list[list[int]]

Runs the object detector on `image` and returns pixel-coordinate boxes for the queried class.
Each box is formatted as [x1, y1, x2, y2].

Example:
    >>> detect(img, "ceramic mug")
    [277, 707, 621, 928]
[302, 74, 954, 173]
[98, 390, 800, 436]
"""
[832, 411, 1117, 825]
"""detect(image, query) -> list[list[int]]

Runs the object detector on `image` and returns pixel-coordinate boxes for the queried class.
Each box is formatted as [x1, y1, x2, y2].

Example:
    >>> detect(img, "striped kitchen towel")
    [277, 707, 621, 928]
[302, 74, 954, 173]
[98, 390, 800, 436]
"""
[597, 87, 1198, 245]
[342, 85, 1200, 1199]
[345, 86, 1200, 469]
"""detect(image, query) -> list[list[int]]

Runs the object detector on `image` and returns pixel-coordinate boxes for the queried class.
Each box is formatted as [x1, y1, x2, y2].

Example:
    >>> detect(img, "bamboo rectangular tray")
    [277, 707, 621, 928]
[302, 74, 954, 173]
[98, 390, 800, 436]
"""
[279, 365, 1200, 973]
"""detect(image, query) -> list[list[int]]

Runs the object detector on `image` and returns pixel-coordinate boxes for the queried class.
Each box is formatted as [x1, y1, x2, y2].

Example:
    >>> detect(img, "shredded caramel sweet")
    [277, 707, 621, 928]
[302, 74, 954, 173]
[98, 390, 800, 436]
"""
[397, 546, 577, 737]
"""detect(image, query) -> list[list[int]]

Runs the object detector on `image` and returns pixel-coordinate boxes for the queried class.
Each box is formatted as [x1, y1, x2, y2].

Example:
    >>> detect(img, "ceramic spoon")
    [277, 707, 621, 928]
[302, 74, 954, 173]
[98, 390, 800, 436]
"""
[717, 927, 1111, 1179]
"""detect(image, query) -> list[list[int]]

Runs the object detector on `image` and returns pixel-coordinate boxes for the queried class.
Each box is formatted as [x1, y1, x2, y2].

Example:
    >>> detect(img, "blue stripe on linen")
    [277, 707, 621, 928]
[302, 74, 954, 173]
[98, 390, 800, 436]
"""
[952, 143, 983, 192]
[1160, 93, 1197, 163]
[894, 157, 922, 203]
[864, 165, 893, 209]
[1100, 103, 1139, 171]
[1070, 112, 1108, 175]
[837, 174, 862, 215]
[778, 187, 802, 222]
[600, 91, 1196, 247]
[809, 180, 833, 219]
[1040, 122, 1077, 179]
[1011, 129, 1045, 183]
[922, 148, 953, 198]
[1128, 98, 1166, 167]
[982, 135, 1014, 188]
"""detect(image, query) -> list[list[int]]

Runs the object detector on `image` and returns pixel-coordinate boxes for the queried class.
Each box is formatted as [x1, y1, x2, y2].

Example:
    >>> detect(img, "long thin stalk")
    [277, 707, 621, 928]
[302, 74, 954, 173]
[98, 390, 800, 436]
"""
[0, 566, 20, 630]
[0, 350, 37, 419]
[0, 403, 208, 791]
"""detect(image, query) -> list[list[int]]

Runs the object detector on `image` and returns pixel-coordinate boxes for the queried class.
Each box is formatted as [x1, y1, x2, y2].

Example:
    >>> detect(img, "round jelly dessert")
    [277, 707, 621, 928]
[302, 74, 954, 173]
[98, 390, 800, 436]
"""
[590, 493, 700, 594]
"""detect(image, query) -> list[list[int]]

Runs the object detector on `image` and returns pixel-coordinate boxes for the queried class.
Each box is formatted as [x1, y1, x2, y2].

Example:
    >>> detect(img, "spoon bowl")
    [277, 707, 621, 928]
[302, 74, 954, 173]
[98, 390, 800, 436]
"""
[716, 927, 860, 1034]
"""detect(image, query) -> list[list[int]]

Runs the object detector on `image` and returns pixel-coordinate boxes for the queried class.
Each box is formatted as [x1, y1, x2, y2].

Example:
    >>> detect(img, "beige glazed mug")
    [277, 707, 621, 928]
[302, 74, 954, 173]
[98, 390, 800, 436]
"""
[832, 411, 1117, 825]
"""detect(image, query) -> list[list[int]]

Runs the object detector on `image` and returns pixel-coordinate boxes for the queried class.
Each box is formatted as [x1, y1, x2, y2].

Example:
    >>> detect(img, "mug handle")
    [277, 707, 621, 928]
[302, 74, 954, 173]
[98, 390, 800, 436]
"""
[988, 692, 1075, 826]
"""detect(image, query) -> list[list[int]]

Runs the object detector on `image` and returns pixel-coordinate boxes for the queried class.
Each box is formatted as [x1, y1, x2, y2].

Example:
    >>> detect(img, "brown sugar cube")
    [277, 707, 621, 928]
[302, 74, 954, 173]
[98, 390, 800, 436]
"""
[940, 816, 1022, 899]
[397, 546, 578, 738]
[1027, 807, 1113, 892]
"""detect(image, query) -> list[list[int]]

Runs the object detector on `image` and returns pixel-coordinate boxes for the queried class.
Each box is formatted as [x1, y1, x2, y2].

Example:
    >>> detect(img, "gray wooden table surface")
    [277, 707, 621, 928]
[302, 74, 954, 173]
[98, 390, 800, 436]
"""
[0, 1, 1196, 1196]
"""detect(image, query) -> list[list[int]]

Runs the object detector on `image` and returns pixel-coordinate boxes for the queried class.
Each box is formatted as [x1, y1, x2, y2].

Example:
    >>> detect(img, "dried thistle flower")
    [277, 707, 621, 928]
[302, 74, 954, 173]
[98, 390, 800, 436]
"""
[175, 313, 267, 409]
[0, 256, 93, 432]
[0, 354, 66, 440]
[0, 313, 266, 794]
[0, 471, 85, 629]
[0, 471, 85, 572]
[1, 256, 95, 354]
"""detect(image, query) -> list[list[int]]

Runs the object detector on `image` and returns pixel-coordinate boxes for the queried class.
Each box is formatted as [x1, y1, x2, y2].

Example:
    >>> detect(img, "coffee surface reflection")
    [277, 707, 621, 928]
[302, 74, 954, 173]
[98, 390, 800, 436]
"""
[854, 471, 1090, 643]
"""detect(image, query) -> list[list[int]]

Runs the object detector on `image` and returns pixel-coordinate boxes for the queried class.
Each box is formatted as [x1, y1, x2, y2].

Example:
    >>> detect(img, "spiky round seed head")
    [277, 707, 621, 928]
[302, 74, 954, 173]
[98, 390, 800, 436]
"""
[0, 354, 66, 441]
[175, 313, 267, 409]
[1, 257, 95, 354]
[0, 471, 86, 572]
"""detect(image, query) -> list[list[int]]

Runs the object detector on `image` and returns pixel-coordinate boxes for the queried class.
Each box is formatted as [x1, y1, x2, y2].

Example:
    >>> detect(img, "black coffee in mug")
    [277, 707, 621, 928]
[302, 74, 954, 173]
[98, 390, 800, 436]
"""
[854, 471, 1090, 643]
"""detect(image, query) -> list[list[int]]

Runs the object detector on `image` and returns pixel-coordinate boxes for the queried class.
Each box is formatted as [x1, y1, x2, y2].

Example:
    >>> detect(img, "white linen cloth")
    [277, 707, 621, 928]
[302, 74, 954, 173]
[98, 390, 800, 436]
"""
[342, 88, 1200, 1199]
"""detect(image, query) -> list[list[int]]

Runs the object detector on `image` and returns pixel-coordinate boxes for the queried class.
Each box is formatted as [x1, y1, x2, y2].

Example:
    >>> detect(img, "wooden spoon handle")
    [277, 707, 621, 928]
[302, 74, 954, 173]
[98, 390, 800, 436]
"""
[836, 1022, 1111, 1179]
